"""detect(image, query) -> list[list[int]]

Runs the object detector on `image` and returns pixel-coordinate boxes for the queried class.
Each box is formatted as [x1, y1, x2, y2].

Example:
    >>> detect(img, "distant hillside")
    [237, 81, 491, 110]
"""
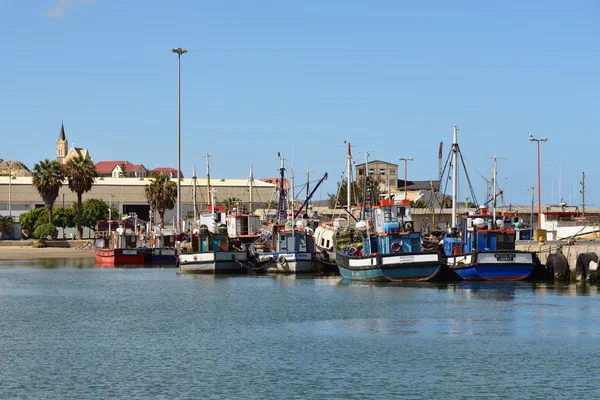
[0, 159, 32, 177]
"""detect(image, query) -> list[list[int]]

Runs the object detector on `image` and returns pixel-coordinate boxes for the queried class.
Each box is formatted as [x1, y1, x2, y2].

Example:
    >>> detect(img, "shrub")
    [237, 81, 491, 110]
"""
[33, 223, 58, 240]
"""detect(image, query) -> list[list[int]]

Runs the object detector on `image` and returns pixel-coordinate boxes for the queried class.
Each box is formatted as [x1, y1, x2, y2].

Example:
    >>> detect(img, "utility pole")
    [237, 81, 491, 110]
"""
[8, 153, 11, 218]
[172, 46, 187, 233]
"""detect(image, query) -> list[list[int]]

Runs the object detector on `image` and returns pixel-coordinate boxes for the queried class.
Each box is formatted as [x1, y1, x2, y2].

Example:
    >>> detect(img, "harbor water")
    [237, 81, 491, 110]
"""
[2, 259, 600, 399]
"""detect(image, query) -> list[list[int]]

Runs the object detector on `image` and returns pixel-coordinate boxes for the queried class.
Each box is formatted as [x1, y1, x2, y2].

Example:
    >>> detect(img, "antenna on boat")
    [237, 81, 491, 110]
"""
[486, 155, 507, 229]
[438, 141, 443, 181]
[344, 141, 355, 222]
[249, 165, 254, 214]
[305, 163, 314, 214]
[205, 154, 212, 208]
[192, 165, 198, 225]
[580, 172, 586, 218]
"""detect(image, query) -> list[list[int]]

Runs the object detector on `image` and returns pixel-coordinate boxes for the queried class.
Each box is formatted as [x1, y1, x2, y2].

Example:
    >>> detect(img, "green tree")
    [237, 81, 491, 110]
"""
[80, 198, 111, 231]
[223, 197, 243, 212]
[31, 159, 65, 224]
[263, 200, 278, 209]
[65, 155, 98, 239]
[19, 207, 49, 235]
[144, 173, 177, 227]
[442, 196, 453, 208]
[466, 201, 477, 208]
[33, 223, 57, 240]
[0, 216, 14, 238]
[411, 200, 427, 208]
[53, 207, 76, 237]
[328, 177, 381, 209]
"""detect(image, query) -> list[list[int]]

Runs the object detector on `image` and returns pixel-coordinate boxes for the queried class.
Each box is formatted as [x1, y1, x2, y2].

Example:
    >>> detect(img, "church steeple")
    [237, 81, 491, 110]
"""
[58, 121, 66, 141]
[56, 121, 68, 164]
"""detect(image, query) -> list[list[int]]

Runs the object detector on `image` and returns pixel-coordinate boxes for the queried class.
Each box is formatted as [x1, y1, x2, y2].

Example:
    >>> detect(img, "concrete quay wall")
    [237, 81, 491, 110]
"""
[517, 241, 600, 271]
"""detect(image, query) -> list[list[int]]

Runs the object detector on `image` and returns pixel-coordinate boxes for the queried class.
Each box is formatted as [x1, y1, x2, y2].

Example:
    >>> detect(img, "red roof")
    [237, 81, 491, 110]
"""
[150, 167, 184, 178]
[94, 160, 145, 174]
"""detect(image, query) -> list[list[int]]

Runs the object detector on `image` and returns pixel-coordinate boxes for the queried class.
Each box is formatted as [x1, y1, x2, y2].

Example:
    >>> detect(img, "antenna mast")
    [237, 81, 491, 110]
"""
[580, 172, 586, 218]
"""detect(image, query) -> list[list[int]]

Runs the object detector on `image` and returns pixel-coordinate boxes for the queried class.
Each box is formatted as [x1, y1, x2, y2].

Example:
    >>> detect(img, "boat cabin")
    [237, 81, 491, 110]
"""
[444, 207, 517, 255]
[361, 199, 422, 256]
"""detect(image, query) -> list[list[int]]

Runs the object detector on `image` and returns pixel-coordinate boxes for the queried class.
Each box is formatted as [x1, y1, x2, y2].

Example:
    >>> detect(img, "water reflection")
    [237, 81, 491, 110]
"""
[0, 258, 96, 269]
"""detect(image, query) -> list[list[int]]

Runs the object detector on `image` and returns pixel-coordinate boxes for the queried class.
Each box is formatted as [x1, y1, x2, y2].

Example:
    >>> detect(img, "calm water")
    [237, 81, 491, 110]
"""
[1, 260, 600, 399]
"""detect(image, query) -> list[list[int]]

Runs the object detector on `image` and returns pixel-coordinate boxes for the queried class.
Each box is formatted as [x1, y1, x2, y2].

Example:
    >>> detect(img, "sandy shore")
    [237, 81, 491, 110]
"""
[0, 246, 95, 260]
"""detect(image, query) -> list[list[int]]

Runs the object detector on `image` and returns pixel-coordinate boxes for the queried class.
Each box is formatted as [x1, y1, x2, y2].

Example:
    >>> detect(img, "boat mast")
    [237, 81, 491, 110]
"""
[291, 167, 295, 243]
[8, 153, 11, 218]
[205, 154, 212, 209]
[192, 165, 197, 224]
[361, 150, 374, 221]
[451, 126, 459, 230]
[276, 153, 287, 225]
[581, 172, 586, 218]
[492, 155, 497, 229]
[346, 142, 352, 223]
[305, 163, 313, 216]
[249, 165, 254, 213]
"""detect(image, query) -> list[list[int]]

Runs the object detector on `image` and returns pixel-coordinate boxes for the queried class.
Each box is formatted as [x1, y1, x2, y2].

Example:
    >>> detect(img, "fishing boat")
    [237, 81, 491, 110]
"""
[94, 217, 179, 267]
[177, 211, 251, 274]
[335, 196, 451, 282]
[442, 126, 538, 281]
[177, 158, 254, 274]
[253, 153, 327, 274]
[94, 218, 146, 266]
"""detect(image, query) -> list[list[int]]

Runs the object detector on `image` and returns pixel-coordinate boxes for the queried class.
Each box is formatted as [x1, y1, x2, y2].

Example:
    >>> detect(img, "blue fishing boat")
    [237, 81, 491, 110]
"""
[441, 126, 538, 281]
[444, 208, 537, 281]
[335, 197, 453, 282]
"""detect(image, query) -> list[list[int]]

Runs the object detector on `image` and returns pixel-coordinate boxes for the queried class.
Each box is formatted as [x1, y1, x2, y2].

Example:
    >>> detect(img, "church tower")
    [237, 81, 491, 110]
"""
[56, 121, 68, 164]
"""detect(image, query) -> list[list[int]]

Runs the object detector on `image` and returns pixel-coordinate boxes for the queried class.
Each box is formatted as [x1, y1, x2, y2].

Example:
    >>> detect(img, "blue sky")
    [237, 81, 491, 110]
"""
[1, 0, 598, 207]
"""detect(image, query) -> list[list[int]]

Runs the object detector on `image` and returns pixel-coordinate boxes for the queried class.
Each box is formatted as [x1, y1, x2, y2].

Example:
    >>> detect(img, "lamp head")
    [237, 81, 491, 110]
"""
[528, 134, 534, 142]
[541, 138, 548, 142]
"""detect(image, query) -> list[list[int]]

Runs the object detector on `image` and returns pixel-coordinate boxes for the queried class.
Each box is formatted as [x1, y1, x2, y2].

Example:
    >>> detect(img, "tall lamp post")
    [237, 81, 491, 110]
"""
[529, 135, 548, 229]
[398, 157, 414, 203]
[172, 47, 187, 233]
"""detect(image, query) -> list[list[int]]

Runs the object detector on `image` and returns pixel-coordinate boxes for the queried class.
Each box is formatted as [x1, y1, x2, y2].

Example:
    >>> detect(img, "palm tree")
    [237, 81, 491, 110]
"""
[223, 197, 243, 212]
[65, 156, 98, 239]
[31, 159, 65, 224]
[144, 173, 177, 227]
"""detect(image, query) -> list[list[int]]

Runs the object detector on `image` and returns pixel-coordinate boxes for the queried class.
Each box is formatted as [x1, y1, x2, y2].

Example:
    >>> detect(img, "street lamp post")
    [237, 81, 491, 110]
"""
[529, 135, 548, 229]
[172, 47, 187, 233]
[398, 157, 414, 202]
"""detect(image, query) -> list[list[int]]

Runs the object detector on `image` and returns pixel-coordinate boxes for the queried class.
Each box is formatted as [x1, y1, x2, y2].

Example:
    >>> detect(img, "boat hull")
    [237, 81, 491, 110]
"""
[335, 251, 450, 282]
[95, 248, 146, 267]
[447, 251, 536, 281]
[257, 252, 318, 274]
[145, 248, 178, 266]
[178, 250, 249, 274]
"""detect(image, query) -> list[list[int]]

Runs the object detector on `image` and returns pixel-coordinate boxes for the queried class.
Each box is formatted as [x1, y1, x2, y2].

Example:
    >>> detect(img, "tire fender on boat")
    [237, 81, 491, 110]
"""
[278, 255, 288, 266]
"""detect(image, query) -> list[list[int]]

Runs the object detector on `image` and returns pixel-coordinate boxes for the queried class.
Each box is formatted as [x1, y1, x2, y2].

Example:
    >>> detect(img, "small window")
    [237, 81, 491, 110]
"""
[379, 168, 386, 175]
[358, 169, 364, 176]
[390, 169, 395, 175]
[369, 169, 374, 176]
